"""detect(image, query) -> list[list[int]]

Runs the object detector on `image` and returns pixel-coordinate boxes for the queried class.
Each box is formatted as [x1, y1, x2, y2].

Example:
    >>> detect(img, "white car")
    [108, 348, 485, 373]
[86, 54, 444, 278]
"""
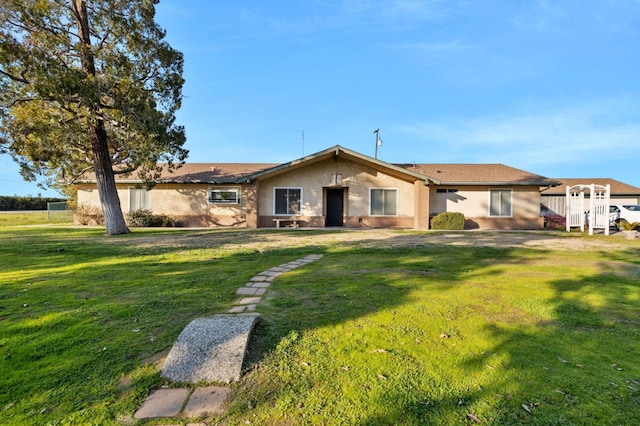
[586, 205, 640, 230]
[610, 205, 640, 230]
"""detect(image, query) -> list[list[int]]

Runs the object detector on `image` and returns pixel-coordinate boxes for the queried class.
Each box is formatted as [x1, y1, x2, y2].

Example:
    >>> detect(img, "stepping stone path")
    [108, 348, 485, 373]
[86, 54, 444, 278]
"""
[227, 254, 323, 314]
[134, 254, 323, 420]
[161, 314, 260, 383]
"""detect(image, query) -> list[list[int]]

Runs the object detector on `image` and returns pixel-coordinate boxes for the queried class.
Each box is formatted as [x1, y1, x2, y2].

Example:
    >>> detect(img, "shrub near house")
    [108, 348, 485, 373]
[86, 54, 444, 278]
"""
[126, 210, 177, 227]
[74, 204, 105, 225]
[543, 214, 566, 231]
[430, 212, 465, 230]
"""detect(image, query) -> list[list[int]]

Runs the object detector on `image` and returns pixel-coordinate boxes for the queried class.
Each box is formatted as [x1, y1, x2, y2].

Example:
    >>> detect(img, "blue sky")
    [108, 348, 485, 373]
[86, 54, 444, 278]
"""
[2, 0, 640, 196]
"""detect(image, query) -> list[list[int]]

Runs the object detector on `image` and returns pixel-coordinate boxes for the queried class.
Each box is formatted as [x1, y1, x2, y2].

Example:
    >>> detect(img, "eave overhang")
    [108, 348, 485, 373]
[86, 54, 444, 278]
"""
[432, 180, 561, 187]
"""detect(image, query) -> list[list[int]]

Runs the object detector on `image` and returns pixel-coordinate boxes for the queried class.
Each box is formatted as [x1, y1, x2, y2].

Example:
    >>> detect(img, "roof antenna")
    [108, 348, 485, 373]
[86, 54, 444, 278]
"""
[373, 128, 382, 159]
[302, 130, 305, 157]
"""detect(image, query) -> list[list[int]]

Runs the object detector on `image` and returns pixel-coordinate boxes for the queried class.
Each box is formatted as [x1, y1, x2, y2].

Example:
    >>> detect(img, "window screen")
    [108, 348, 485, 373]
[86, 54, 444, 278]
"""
[489, 189, 512, 217]
[371, 189, 397, 215]
[274, 188, 301, 215]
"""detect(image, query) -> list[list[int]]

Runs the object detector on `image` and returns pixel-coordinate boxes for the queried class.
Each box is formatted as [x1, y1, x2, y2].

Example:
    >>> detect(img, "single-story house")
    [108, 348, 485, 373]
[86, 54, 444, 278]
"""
[541, 178, 640, 217]
[77, 145, 560, 230]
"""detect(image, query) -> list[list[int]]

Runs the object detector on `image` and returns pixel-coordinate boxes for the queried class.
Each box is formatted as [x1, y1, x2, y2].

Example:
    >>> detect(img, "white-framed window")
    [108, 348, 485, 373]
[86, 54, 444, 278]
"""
[129, 187, 151, 211]
[370, 188, 397, 216]
[489, 189, 512, 217]
[274, 187, 301, 215]
[208, 188, 240, 204]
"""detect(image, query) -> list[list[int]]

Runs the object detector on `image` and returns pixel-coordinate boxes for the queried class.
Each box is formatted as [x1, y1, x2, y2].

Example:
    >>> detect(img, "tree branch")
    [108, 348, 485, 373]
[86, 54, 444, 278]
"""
[95, 27, 112, 52]
[113, 165, 137, 175]
[3, 96, 36, 108]
[0, 68, 30, 84]
[67, 164, 96, 183]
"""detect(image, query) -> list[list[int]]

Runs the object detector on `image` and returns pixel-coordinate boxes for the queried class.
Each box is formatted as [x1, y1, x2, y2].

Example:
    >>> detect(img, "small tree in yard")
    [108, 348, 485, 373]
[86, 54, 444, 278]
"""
[0, 0, 187, 235]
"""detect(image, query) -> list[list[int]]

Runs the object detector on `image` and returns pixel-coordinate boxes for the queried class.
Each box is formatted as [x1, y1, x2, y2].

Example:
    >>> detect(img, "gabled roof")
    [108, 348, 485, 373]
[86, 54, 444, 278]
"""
[397, 163, 559, 186]
[242, 145, 429, 183]
[541, 178, 640, 195]
[78, 145, 558, 187]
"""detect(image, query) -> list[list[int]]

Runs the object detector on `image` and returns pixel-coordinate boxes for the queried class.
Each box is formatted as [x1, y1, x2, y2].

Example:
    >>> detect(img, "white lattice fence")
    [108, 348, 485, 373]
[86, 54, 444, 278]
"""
[588, 184, 611, 235]
[566, 184, 610, 235]
[566, 186, 585, 232]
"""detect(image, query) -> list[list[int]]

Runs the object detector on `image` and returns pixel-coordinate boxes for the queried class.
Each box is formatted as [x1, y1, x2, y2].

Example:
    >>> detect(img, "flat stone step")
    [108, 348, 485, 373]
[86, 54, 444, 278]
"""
[133, 388, 190, 419]
[161, 314, 260, 384]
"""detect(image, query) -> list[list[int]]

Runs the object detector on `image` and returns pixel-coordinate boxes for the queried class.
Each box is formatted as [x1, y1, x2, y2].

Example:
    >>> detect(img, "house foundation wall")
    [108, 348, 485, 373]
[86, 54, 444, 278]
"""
[175, 215, 247, 228]
[345, 216, 414, 229]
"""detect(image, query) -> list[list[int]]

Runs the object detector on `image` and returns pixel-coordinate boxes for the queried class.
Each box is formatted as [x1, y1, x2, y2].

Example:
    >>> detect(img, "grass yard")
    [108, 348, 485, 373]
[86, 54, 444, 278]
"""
[0, 210, 74, 226]
[0, 221, 639, 424]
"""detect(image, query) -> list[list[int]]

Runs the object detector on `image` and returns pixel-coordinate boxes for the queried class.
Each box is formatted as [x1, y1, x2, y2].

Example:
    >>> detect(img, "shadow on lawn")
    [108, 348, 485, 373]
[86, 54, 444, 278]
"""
[0, 228, 338, 424]
[358, 246, 640, 425]
[235, 235, 640, 425]
[235, 236, 526, 423]
[2, 228, 638, 424]
[246, 239, 515, 350]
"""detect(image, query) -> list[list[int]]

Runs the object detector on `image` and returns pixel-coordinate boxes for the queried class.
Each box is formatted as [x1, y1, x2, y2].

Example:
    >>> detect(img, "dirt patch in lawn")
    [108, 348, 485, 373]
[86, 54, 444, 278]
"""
[114, 228, 635, 252]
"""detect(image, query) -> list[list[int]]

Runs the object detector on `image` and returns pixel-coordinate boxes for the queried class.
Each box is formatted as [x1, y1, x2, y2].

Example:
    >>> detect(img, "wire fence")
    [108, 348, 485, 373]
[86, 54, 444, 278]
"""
[47, 201, 73, 222]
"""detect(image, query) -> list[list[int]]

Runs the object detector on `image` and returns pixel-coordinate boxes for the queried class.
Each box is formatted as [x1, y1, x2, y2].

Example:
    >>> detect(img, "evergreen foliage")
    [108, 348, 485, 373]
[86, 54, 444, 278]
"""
[0, 195, 66, 211]
[0, 0, 187, 234]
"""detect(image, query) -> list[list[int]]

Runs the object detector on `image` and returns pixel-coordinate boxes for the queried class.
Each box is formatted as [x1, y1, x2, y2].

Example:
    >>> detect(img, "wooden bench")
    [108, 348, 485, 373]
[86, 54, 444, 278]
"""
[273, 218, 299, 228]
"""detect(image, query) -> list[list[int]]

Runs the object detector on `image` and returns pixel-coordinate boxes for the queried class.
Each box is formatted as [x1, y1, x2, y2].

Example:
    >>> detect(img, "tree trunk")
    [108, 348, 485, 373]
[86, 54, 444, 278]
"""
[73, 0, 129, 235]
[91, 121, 130, 235]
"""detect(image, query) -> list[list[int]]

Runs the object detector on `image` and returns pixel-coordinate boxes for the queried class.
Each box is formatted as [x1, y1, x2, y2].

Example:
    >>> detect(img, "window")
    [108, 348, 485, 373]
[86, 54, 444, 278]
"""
[370, 188, 397, 215]
[129, 187, 150, 211]
[489, 189, 512, 217]
[436, 188, 459, 193]
[274, 188, 301, 215]
[208, 188, 240, 204]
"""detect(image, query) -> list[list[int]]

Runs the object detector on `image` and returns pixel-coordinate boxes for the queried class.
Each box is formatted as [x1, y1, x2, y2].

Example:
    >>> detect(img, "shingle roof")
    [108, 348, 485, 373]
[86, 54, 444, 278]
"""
[154, 163, 277, 184]
[397, 163, 559, 186]
[541, 178, 640, 195]
[150, 161, 557, 186]
[78, 147, 558, 187]
[79, 163, 277, 184]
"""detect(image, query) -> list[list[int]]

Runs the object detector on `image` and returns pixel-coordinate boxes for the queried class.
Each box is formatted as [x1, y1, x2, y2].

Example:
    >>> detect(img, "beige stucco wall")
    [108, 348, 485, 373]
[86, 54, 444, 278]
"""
[77, 184, 134, 212]
[77, 183, 248, 227]
[146, 184, 246, 218]
[430, 186, 541, 219]
[77, 183, 102, 207]
[257, 158, 417, 220]
[428, 185, 544, 229]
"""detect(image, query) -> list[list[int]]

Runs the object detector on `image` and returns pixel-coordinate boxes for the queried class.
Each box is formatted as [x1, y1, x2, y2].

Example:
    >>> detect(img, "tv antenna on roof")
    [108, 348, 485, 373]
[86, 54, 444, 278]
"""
[373, 128, 382, 159]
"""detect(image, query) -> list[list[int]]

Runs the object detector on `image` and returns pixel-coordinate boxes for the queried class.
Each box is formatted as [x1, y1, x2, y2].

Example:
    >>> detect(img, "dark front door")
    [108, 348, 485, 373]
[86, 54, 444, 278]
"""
[326, 188, 344, 226]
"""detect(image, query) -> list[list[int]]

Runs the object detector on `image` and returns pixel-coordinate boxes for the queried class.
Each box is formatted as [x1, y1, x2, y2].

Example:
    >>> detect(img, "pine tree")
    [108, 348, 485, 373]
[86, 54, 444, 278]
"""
[0, 0, 188, 234]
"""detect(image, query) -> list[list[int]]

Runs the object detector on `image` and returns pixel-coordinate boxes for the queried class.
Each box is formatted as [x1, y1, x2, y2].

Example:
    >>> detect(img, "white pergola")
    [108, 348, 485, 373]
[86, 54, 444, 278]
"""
[566, 184, 611, 235]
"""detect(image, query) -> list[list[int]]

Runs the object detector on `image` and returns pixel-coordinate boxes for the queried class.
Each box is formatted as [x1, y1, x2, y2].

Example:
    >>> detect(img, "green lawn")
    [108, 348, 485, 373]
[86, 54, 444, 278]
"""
[0, 210, 74, 226]
[1, 222, 639, 425]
